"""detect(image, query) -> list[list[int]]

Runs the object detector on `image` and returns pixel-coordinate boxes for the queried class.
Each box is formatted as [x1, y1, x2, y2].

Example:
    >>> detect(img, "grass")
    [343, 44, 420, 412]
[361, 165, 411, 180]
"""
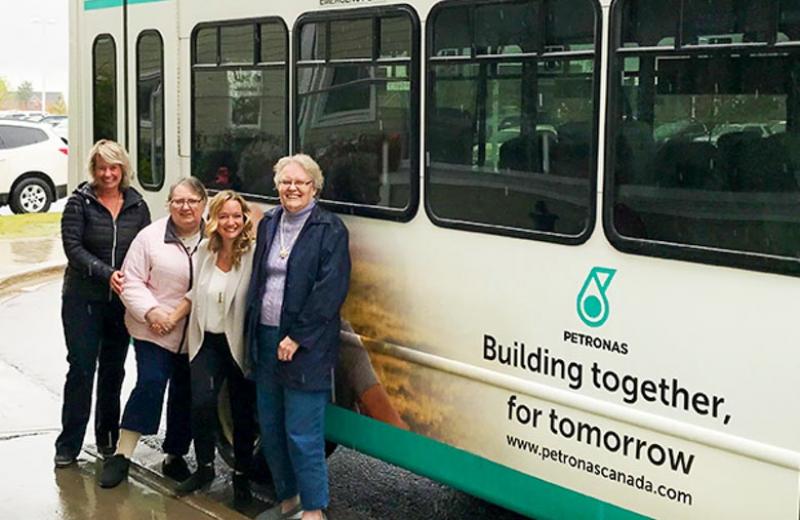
[0, 213, 61, 239]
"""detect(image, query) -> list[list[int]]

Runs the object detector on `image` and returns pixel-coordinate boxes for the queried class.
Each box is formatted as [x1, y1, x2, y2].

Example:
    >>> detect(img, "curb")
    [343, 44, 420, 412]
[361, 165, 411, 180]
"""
[0, 261, 65, 293]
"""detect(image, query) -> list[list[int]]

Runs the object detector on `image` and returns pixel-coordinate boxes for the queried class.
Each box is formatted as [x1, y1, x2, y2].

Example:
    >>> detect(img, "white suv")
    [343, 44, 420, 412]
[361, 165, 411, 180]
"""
[0, 120, 68, 213]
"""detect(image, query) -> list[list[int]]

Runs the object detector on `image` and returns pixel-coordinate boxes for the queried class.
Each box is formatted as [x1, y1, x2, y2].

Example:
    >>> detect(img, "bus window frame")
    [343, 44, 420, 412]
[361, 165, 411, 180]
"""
[423, 0, 602, 245]
[189, 16, 290, 203]
[292, 5, 421, 223]
[603, 0, 800, 277]
[135, 29, 165, 192]
[92, 33, 117, 144]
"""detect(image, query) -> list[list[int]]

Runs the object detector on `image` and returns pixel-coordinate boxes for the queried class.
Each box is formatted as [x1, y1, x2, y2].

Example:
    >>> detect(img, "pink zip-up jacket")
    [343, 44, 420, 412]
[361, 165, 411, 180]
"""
[120, 216, 201, 353]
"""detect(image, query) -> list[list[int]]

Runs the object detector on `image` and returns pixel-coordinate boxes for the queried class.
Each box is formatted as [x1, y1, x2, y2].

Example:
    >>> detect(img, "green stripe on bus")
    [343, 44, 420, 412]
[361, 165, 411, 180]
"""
[325, 406, 648, 520]
[84, 0, 167, 10]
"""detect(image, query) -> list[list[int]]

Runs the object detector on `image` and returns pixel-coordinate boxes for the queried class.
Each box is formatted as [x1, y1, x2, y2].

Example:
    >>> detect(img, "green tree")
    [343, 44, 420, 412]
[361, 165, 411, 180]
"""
[16, 81, 35, 108]
[48, 96, 67, 115]
[0, 77, 9, 109]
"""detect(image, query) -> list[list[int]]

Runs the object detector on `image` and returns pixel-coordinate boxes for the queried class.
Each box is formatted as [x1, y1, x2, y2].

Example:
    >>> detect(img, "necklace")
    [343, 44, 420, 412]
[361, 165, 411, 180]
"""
[278, 214, 297, 259]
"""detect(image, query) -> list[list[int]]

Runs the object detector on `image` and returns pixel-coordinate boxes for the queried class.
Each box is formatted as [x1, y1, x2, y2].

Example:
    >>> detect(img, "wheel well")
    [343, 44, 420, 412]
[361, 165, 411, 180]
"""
[9, 172, 56, 198]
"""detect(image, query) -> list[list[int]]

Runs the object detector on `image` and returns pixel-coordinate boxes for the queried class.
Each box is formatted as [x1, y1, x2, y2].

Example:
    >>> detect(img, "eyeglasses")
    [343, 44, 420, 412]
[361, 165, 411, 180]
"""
[169, 198, 203, 208]
[279, 179, 313, 189]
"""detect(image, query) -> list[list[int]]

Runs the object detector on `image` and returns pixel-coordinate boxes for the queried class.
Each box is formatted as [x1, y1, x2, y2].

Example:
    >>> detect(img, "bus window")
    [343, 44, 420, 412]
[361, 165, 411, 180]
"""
[221, 24, 254, 65]
[136, 30, 164, 190]
[426, 0, 598, 240]
[191, 19, 288, 198]
[609, 0, 800, 274]
[92, 34, 117, 143]
[295, 8, 419, 219]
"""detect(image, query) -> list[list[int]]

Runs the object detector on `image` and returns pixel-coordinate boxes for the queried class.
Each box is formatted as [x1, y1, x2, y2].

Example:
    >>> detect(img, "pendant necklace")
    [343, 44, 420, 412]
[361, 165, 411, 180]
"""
[278, 214, 296, 259]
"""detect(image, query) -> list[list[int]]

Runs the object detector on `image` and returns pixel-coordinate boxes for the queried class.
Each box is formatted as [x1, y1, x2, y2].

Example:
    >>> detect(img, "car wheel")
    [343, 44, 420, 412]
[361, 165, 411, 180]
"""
[10, 177, 53, 214]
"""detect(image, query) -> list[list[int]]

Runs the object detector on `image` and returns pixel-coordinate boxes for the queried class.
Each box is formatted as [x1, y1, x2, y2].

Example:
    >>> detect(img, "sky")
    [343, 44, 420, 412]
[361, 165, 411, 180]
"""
[0, 0, 69, 95]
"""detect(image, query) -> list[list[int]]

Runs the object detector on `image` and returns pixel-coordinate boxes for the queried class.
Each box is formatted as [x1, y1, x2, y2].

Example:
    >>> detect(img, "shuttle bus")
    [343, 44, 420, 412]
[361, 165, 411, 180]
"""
[69, 0, 800, 518]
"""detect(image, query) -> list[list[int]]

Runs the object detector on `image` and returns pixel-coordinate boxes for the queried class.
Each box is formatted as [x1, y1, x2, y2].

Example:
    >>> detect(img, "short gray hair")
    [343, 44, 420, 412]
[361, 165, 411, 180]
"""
[273, 154, 324, 197]
[87, 139, 132, 190]
[168, 177, 208, 202]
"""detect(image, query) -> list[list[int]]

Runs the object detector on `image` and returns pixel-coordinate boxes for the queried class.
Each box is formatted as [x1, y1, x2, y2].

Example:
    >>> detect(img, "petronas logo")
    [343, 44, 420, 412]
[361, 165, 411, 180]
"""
[577, 267, 617, 328]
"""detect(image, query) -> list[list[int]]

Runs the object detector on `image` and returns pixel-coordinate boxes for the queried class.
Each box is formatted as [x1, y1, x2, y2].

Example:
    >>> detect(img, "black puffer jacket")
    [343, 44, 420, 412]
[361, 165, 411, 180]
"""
[61, 182, 151, 301]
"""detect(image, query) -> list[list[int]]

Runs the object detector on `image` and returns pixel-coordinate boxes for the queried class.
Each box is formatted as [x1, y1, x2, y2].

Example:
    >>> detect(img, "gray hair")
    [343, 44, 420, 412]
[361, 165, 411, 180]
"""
[167, 177, 208, 202]
[87, 139, 132, 190]
[273, 154, 324, 197]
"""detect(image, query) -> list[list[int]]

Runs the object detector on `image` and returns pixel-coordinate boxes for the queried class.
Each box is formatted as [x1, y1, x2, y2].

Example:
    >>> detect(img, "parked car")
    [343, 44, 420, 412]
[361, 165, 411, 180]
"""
[52, 119, 69, 144]
[0, 120, 67, 213]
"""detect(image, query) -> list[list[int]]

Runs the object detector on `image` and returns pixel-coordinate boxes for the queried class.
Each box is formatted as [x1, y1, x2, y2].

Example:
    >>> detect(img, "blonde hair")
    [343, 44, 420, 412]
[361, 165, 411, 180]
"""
[87, 139, 132, 190]
[273, 154, 324, 198]
[205, 190, 254, 268]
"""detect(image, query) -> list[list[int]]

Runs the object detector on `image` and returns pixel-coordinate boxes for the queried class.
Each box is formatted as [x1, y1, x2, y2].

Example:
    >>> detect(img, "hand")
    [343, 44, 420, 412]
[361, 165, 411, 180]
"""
[110, 271, 125, 295]
[277, 336, 299, 362]
[146, 306, 176, 336]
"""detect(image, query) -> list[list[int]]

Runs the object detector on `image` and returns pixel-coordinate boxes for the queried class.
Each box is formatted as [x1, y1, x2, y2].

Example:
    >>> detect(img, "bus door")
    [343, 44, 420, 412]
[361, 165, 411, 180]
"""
[125, 0, 179, 209]
[71, 0, 126, 190]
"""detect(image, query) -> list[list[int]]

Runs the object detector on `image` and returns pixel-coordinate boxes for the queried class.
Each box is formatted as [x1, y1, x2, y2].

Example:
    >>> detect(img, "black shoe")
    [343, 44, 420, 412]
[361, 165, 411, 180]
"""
[233, 472, 252, 504]
[162, 455, 191, 482]
[54, 452, 76, 468]
[99, 454, 130, 488]
[175, 465, 215, 494]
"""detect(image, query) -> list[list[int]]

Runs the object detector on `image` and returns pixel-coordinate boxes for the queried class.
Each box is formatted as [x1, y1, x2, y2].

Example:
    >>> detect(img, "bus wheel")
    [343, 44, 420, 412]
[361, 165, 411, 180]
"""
[215, 383, 338, 484]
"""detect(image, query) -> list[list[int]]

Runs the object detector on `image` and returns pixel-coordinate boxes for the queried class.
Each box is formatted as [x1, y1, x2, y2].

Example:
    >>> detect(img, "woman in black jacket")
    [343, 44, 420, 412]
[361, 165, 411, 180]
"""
[54, 140, 151, 467]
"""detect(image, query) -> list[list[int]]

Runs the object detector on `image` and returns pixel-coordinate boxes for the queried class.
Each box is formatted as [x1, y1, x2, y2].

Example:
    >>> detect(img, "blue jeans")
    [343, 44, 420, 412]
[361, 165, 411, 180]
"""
[255, 325, 330, 510]
[119, 339, 192, 456]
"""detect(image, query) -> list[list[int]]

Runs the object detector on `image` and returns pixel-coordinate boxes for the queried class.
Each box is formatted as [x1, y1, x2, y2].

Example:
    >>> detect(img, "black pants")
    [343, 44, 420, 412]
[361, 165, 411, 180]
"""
[191, 333, 256, 472]
[56, 294, 129, 456]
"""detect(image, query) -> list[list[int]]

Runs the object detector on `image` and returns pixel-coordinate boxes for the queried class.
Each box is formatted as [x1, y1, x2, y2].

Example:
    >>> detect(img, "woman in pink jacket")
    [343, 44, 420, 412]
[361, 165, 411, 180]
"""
[98, 177, 207, 488]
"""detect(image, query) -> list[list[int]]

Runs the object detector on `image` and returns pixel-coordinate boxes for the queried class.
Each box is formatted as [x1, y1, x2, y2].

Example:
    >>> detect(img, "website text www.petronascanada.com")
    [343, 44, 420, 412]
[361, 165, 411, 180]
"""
[506, 434, 693, 506]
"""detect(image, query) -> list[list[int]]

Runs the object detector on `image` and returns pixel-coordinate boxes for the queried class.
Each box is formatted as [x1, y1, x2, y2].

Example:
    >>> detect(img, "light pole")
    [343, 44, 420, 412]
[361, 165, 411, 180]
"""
[30, 17, 55, 114]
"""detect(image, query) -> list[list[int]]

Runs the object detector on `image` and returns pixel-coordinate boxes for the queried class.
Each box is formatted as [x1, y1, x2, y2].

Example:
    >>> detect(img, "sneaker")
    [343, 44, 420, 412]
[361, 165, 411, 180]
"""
[233, 472, 252, 505]
[161, 455, 191, 482]
[54, 452, 76, 468]
[175, 464, 215, 494]
[98, 454, 130, 488]
[255, 502, 303, 520]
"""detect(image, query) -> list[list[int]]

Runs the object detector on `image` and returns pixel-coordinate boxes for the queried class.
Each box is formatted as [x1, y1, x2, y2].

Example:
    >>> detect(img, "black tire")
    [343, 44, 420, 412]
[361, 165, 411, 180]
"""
[10, 177, 53, 214]
[216, 383, 338, 485]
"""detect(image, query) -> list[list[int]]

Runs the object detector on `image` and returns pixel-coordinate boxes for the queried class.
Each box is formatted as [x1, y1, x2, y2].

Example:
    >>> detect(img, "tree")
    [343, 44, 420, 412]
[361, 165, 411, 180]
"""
[48, 96, 67, 115]
[16, 81, 34, 109]
[0, 77, 9, 109]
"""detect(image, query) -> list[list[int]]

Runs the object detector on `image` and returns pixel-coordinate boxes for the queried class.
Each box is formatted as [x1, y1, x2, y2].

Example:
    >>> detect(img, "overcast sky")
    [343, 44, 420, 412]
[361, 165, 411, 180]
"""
[0, 0, 69, 95]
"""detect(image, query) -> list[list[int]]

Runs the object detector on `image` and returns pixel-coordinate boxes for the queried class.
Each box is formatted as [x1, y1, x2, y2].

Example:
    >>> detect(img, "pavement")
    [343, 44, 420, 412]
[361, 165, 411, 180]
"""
[0, 207, 257, 519]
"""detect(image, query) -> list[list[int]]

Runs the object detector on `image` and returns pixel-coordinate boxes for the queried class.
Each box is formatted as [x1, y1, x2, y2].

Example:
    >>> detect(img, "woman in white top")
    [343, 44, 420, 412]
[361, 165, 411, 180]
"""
[174, 190, 257, 503]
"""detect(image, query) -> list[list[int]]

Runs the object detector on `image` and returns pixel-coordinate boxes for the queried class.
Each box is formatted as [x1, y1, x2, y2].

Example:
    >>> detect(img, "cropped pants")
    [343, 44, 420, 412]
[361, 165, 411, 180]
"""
[119, 339, 192, 456]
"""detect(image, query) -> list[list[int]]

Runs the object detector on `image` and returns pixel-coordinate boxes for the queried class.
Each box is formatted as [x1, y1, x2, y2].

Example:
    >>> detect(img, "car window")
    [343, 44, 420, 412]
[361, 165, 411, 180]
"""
[0, 125, 48, 149]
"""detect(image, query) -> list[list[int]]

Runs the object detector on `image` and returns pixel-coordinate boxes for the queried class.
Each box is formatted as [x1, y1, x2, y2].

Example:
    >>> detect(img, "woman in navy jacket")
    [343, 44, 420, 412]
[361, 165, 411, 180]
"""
[246, 154, 350, 520]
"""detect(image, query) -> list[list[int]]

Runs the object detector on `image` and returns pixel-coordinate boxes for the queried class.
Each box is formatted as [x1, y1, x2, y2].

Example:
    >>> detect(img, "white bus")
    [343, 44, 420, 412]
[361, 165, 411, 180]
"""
[69, 0, 800, 518]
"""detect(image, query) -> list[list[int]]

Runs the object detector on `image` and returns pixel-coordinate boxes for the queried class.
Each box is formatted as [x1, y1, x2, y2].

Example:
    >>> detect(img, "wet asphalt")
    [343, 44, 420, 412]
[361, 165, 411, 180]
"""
[0, 262, 528, 519]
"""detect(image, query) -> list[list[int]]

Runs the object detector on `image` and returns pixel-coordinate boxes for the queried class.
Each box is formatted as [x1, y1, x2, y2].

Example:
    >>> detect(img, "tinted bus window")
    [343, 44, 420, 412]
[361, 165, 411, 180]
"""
[93, 35, 117, 143]
[427, 0, 597, 239]
[191, 19, 288, 198]
[136, 31, 164, 190]
[609, 0, 800, 273]
[295, 9, 419, 218]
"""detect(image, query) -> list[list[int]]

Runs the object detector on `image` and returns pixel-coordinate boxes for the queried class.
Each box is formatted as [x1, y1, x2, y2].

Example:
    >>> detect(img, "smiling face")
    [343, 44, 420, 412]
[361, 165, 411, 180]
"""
[215, 199, 245, 243]
[93, 155, 123, 193]
[277, 161, 317, 214]
[168, 183, 206, 236]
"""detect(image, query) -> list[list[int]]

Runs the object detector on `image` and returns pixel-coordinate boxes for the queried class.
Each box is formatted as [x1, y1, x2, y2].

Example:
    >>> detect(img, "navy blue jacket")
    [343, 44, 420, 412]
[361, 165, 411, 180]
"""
[61, 182, 151, 302]
[245, 204, 351, 391]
